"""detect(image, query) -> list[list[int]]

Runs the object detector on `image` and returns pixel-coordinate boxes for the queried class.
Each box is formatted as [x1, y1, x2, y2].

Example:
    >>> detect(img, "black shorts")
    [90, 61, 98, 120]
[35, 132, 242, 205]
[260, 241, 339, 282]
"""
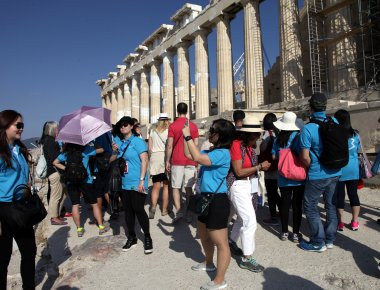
[152, 173, 168, 183]
[93, 172, 110, 198]
[67, 183, 97, 205]
[198, 193, 230, 230]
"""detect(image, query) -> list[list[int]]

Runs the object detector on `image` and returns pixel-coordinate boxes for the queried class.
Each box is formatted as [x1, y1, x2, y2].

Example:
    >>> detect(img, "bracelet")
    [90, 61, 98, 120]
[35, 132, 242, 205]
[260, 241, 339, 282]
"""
[184, 135, 192, 142]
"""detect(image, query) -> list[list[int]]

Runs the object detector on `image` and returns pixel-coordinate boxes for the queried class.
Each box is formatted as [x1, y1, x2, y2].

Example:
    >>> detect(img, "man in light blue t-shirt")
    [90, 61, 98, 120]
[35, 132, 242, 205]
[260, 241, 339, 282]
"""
[299, 93, 341, 252]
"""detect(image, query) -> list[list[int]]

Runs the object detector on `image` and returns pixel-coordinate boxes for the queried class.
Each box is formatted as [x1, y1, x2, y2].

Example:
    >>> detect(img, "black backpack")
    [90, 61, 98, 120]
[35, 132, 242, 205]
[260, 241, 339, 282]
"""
[64, 149, 88, 184]
[309, 117, 349, 170]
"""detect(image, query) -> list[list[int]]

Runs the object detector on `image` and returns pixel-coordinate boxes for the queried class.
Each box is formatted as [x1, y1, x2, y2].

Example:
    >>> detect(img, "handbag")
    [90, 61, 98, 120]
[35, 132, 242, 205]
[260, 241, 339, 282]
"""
[36, 145, 47, 179]
[188, 175, 224, 216]
[358, 134, 373, 179]
[278, 148, 307, 181]
[9, 184, 47, 229]
[371, 150, 380, 175]
[109, 142, 130, 192]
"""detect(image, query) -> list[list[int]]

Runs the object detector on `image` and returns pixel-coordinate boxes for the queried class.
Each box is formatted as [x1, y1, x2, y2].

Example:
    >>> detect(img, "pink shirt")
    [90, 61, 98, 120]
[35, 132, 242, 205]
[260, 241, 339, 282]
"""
[168, 117, 199, 166]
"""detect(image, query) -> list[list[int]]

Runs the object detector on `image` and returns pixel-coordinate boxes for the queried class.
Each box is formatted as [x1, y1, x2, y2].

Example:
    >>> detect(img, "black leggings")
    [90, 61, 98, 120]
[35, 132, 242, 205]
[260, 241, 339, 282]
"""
[0, 203, 36, 290]
[337, 180, 360, 209]
[120, 190, 150, 238]
[279, 186, 304, 234]
[265, 179, 280, 218]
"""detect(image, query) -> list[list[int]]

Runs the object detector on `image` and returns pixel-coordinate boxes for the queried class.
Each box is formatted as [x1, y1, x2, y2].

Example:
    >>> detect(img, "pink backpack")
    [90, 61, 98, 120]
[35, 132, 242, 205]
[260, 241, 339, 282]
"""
[278, 148, 307, 181]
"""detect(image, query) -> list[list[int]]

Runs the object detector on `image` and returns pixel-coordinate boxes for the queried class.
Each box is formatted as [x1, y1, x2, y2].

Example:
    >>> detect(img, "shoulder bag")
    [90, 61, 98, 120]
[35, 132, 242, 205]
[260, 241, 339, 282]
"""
[357, 134, 373, 179]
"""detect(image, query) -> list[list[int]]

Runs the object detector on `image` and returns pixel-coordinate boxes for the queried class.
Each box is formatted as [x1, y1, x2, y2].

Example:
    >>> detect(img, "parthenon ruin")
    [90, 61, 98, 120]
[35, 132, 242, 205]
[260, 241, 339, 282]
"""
[97, 0, 380, 125]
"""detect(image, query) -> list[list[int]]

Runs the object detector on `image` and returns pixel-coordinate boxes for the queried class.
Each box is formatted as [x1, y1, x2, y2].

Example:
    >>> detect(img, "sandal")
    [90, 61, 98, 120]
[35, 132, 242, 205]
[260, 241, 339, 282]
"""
[51, 219, 68, 226]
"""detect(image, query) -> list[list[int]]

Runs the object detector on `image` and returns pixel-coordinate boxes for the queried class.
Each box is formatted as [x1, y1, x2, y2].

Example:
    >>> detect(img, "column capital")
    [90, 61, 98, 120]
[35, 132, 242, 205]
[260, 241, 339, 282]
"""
[193, 28, 212, 38]
[162, 50, 175, 59]
[175, 41, 192, 49]
[241, 0, 260, 6]
[214, 12, 234, 23]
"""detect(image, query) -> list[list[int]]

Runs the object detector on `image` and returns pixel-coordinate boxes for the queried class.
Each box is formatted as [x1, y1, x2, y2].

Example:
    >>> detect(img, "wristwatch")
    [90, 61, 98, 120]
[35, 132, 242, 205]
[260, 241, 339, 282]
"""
[184, 135, 192, 142]
[139, 177, 144, 181]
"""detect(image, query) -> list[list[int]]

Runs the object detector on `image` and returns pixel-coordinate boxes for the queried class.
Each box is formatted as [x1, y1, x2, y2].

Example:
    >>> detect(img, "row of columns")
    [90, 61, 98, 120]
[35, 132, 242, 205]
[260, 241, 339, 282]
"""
[103, 0, 265, 125]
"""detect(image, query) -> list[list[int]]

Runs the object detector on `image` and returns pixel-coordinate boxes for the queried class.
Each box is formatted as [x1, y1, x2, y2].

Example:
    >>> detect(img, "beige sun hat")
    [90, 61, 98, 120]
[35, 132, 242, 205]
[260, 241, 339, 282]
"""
[157, 113, 170, 121]
[273, 112, 301, 131]
[239, 115, 264, 133]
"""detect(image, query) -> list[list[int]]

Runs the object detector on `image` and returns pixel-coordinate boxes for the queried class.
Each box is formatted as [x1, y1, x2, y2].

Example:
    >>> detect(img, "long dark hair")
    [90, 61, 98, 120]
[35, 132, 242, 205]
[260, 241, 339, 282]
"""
[0, 110, 29, 167]
[334, 109, 355, 138]
[212, 119, 235, 150]
[276, 130, 296, 148]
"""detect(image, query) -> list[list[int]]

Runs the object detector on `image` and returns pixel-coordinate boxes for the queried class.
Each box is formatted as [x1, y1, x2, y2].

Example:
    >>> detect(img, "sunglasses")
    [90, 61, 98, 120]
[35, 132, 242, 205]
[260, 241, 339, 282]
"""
[15, 122, 24, 130]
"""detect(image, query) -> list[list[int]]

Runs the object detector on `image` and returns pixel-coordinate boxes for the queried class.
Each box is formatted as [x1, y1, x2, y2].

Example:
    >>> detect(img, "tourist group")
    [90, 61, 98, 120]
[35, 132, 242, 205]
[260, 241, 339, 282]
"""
[1, 92, 380, 290]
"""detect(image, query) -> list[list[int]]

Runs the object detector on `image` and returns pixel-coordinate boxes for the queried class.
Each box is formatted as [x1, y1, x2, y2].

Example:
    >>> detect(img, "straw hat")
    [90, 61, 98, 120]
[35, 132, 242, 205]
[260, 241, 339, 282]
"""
[239, 115, 264, 133]
[273, 112, 301, 131]
[158, 113, 170, 121]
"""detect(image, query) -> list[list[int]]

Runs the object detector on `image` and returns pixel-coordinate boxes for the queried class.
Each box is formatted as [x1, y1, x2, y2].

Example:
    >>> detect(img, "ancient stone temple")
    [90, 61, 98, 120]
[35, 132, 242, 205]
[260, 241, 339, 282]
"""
[97, 0, 379, 151]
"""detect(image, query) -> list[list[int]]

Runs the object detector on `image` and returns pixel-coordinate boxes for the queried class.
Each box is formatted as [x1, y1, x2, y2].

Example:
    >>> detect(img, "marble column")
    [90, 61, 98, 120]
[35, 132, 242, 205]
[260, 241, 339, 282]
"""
[194, 29, 210, 118]
[116, 84, 124, 122]
[131, 74, 140, 120]
[162, 52, 175, 119]
[243, 0, 264, 108]
[177, 42, 191, 110]
[140, 69, 150, 125]
[216, 14, 234, 114]
[111, 89, 118, 124]
[123, 79, 132, 117]
[279, 0, 304, 101]
[150, 61, 161, 124]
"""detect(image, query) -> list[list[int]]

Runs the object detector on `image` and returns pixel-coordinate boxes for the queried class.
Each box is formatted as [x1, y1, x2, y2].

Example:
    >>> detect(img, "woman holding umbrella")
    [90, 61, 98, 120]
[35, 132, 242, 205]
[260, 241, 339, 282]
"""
[53, 143, 109, 237]
[110, 116, 152, 254]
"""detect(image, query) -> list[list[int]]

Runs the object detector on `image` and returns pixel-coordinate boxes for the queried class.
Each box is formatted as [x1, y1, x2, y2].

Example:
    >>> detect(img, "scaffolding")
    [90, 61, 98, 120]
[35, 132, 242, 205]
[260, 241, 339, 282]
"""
[306, 0, 380, 97]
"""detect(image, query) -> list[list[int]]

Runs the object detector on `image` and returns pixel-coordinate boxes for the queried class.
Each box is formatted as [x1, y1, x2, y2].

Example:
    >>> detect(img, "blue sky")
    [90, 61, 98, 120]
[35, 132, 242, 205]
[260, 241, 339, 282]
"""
[0, 0, 302, 139]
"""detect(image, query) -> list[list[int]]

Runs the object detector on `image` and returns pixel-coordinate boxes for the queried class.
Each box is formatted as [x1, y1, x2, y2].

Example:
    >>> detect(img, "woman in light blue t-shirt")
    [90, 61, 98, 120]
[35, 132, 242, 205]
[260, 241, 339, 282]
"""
[183, 119, 235, 290]
[334, 109, 361, 231]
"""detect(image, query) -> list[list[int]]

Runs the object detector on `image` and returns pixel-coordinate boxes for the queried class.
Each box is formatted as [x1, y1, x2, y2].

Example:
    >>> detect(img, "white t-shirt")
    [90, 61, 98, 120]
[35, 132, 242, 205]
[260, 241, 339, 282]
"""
[150, 129, 168, 153]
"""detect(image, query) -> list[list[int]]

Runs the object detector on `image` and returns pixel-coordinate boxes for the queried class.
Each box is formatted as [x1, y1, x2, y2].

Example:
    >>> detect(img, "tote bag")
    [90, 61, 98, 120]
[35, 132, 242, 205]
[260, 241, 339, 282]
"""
[278, 148, 307, 181]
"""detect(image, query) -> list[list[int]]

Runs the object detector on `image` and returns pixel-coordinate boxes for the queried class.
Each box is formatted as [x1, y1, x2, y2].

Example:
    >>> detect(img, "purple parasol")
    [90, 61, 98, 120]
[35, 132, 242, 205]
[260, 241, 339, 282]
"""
[56, 106, 112, 146]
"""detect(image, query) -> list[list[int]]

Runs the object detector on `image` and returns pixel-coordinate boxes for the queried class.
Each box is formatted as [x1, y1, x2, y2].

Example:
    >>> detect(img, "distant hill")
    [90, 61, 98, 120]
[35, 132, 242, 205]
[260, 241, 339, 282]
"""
[23, 137, 40, 150]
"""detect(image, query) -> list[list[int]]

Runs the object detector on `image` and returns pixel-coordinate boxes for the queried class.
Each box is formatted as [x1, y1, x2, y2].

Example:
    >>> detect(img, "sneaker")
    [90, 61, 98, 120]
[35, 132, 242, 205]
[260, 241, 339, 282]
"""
[64, 212, 73, 218]
[122, 237, 137, 252]
[172, 211, 183, 223]
[191, 262, 216, 272]
[351, 220, 359, 231]
[76, 227, 85, 237]
[291, 233, 302, 243]
[239, 256, 265, 273]
[229, 240, 243, 257]
[326, 243, 334, 249]
[144, 235, 153, 254]
[338, 222, 344, 231]
[98, 224, 110, 235]
[263, 218, 279, 226]
[279, 232, 289, 241]
[148, 206, 156, 219]
[299, 240, 326, 252]
[200, 280, 227, 290]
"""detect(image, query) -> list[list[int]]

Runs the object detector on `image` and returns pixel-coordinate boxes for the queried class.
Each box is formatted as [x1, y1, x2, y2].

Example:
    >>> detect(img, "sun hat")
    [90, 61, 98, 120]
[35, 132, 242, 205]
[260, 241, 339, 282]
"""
[158, 113, 170, 121]
[239, 115, 264, 133]
[273, 112, 301, 131]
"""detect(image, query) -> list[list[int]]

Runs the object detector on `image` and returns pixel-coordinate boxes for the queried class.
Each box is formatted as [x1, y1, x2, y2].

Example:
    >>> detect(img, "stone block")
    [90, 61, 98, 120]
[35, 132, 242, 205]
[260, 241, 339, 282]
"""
[368, 101, 380, 109]
[348, 103, 368, 111]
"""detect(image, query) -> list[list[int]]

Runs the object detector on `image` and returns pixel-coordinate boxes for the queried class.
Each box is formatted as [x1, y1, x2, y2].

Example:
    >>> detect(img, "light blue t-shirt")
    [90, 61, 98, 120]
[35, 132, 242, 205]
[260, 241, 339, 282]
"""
[199, 148, 230, 194]
[299, 112, 341, 180]
[116, 134, 148, 191]
[340, 133, 361, 181]
[57, 145, 96, 184]
[272, 131, 304, 187]
[93, 132, 113, 173]
[0, 144, 29, 202]
[95, 132, 113, 154]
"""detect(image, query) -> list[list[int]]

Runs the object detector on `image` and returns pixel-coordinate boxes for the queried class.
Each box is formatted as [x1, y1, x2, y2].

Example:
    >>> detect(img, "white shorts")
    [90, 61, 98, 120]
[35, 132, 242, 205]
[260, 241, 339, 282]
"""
[171, 165, 196, 189]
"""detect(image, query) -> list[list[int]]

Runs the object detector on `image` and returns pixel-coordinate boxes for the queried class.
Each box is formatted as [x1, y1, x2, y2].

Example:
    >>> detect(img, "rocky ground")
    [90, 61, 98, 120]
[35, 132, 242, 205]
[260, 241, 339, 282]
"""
[7, 186, 380, 290]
